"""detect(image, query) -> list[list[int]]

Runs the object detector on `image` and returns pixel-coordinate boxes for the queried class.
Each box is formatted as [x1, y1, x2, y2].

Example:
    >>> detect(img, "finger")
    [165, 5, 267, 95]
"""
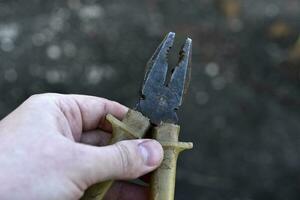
[80, 130, 111, 146]
[104, 181, 148, 200]
[66, 94, 128, 132]
[74, 139, 163, 186]
[15, 94, 128, 141]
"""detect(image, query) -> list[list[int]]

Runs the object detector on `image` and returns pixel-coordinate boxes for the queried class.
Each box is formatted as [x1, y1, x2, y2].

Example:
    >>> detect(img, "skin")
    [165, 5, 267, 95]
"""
[0, 93, 163, 200]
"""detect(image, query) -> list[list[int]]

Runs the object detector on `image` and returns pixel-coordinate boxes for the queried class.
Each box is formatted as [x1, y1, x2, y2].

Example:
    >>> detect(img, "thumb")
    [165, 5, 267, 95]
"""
[74, 139, 163, 185]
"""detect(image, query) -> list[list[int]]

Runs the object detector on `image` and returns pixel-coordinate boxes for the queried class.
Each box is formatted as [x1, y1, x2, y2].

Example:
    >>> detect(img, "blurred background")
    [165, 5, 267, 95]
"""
[0, 0, 300, 199]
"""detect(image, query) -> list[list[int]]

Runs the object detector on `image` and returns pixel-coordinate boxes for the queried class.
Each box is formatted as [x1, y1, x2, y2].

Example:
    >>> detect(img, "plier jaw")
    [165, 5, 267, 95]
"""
[136, 32, 192, 125]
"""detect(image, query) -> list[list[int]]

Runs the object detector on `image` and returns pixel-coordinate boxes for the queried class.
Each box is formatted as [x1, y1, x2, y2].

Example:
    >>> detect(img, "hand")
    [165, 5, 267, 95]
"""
[0, 93, 163, 200]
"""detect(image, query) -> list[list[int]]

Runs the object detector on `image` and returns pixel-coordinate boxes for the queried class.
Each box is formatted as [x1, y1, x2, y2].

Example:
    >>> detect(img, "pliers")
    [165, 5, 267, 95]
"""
[81, 32, 193, 200]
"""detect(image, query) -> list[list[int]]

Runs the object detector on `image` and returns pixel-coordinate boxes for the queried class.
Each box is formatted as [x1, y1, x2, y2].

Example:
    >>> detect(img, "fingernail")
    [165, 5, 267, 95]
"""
[138, 140, 163, 166]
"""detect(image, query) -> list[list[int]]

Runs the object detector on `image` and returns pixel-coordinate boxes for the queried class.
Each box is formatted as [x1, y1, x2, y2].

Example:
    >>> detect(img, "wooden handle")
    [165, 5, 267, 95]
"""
[80, 110, 150, 200]
[150, 123, 193, 200]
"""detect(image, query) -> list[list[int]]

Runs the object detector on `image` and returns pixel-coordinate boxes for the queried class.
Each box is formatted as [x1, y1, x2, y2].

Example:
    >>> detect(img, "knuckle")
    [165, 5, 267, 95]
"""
[111, 100, 124, 110]
[27, 93, 59, 102]
[114, 141, 140, 179]
[110, 100, 119, 106]
[24, 93, 63, 112]
[27, 94, 43, 102]
[115, 142, 130, 174]
[25, 94, 46, 105]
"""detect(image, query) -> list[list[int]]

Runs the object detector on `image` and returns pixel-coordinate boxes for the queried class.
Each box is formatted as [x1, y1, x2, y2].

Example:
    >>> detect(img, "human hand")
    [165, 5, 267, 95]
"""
[0, 93, 163, 200]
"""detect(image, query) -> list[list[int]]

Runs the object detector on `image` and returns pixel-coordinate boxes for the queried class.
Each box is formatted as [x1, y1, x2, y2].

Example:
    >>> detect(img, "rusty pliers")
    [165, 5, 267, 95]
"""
[81, 32, 193, 200]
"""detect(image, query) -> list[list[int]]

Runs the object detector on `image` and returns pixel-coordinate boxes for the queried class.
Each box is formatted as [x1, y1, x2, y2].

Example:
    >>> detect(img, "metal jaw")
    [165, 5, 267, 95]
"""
[136, 32, 192, 125]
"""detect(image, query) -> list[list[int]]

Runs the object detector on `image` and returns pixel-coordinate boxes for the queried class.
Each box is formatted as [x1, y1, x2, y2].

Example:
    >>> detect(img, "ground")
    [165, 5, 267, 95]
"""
[0, 0, 300, 199]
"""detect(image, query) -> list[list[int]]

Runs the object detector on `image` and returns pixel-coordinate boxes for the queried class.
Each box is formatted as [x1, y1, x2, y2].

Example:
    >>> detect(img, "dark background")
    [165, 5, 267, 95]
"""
[1, 0, 300, 199]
